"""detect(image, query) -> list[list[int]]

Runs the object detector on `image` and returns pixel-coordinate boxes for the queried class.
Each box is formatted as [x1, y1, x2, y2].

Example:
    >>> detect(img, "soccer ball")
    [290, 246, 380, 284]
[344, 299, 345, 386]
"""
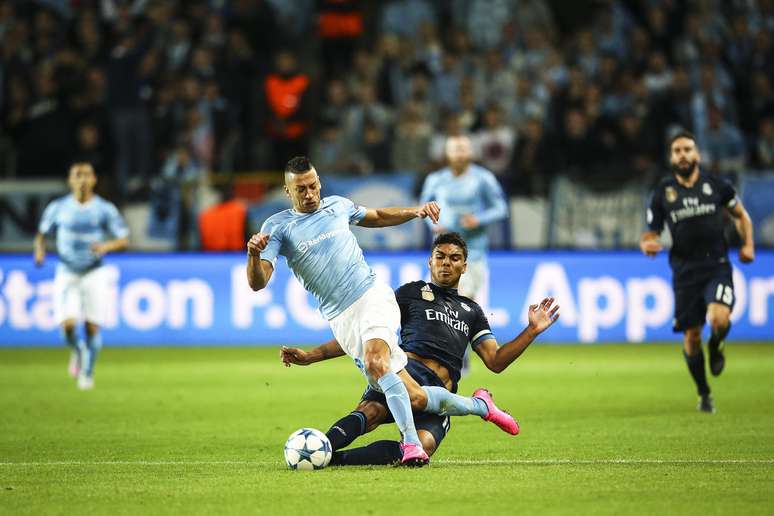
[283, 428, 332, 470]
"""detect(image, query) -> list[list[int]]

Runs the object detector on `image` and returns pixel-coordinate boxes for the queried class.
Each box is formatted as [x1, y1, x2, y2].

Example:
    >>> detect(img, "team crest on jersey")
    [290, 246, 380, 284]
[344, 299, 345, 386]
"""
[460, 302, 471, 312]
[665, 187, 677, 203]
[702, 183, 712, 196]
[421, 284, 434, 301]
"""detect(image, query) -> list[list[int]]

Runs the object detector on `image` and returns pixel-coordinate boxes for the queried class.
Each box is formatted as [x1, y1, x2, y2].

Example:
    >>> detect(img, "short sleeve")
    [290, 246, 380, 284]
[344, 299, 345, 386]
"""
[104, 202, 129, 238]
[340, 196, 366, 224]
[38, 200, 59, 235]
[646, 190, 665, 233]
[717, 178, 737, 209]
[470, 304, 494, 349]
[259, 218, 283, 266]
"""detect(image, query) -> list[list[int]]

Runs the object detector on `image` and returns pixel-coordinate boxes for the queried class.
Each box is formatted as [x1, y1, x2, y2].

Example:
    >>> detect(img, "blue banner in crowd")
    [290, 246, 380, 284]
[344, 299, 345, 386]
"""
[2, 251, 773, 346]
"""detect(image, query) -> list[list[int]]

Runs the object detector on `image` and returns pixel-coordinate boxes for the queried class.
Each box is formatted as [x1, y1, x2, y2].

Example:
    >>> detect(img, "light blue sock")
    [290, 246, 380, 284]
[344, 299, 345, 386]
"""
[83, 332, 102, 377]
[422, 386, 488, 417]
[376, 372, 421, 446]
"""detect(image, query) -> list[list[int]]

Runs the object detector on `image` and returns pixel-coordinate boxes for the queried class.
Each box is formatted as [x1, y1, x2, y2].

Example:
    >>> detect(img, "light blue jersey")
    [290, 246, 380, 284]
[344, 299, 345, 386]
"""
[260, 195, 374, 320]
[38, 194, 129, 273]
[420, 164, 508, 262]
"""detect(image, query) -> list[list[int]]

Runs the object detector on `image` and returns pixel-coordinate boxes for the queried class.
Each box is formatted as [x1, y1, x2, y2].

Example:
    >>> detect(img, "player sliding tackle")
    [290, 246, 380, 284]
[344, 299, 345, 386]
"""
[248, 156, 448, 466]
[281, 232, 561, 466]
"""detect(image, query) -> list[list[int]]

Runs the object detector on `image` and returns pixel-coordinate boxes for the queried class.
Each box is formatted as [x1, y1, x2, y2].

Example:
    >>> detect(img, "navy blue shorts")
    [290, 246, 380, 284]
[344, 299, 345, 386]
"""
[362, 359, 451, 447]
[673, 266, 734, 332]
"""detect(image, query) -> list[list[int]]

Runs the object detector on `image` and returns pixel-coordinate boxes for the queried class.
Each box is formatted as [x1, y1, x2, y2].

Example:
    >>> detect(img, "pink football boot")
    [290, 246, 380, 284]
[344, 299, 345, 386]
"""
[399, 442, 430, 467]
[473, 388, 520, 435]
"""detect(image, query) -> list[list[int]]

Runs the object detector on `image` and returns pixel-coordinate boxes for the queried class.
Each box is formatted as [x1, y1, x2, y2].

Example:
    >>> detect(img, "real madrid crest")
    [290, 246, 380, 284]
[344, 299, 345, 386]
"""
[665, 186, 677, 203]
[702, 182, 712, 196]
[421, 284, 434, 301]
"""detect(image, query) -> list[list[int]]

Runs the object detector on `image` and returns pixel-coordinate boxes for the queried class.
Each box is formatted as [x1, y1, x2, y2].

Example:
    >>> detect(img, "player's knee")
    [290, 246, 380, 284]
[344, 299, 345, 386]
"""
[85, 322, 100, 337]
[418, 431, 437, 456]
[683, 328, 702, 352]
[708, 314, 730, 332]
[408, 386, 428, 411]
[364, 354, 389, 379]
[62, 320, 76, 334]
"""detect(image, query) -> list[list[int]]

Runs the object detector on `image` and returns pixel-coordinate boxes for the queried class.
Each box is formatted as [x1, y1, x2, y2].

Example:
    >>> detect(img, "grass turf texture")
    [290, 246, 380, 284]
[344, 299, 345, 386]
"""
[1, 344, 773, 515]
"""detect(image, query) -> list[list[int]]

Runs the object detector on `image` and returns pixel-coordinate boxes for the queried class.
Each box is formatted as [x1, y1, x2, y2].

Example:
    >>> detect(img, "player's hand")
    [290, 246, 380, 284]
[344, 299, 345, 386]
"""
[460, 214, 480, 229]
[91, 242, 109, 257]
[247, 233, 270, 256]
[280, 346, 311, 367]
[415, 202, 440, 224]
[527, 297, 560, 335]
[739, 243, 755, 263]
[640, 239, 662, 257]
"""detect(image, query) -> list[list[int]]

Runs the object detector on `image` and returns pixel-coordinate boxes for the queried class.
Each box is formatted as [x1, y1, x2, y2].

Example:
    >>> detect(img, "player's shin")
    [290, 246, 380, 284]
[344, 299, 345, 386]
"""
[325, 411, 366, 451]
[83, 331, 102, 378]
[683, 349, 710, 396]
[421, 386, 487, 417]
[376, 372, 422, 446]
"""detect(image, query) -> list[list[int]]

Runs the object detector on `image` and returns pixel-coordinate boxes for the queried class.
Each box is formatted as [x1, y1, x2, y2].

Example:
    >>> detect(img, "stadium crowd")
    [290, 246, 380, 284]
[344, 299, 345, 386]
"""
[1, 0, 773, 240]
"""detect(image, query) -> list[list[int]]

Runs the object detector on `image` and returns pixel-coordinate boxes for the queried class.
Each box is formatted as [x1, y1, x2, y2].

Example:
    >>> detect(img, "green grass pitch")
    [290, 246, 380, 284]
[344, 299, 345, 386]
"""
[1, 343, 773, 515]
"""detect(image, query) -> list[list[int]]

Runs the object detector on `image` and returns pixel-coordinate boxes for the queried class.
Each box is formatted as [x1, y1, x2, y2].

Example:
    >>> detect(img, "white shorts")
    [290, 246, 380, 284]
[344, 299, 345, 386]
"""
[53, 264, 108, 325]
[329, 281, 406, 391]
[458, 260, 488, 300]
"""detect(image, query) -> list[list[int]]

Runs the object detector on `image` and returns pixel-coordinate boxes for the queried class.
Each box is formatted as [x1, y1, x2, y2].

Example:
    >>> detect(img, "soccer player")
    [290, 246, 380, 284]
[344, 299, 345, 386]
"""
[280, 232, 560, 465]
[419, 135, 508, 301]
[34, 162, 129, 390]
[641, 131, 755, 413]
[248, 157, 515, 467]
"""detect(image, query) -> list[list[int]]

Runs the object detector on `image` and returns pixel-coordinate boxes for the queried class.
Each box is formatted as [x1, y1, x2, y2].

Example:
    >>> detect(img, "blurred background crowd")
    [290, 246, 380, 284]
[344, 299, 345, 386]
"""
[1, 0, 773, 249]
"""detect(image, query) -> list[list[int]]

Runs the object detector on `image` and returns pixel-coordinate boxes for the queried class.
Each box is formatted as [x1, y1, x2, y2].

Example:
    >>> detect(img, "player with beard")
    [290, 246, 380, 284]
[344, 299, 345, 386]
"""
[281, 232, 560, 465]
[640, 131, 755, 413]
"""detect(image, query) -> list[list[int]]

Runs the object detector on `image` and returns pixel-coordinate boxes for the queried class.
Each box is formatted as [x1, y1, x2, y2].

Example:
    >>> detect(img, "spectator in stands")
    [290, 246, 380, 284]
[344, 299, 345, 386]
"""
[356, 117, 393, 174]
[263, 49, 312, 169]
[508, 117, 554, 197]
[344, 81, 394, 149]
[391, 103, 432, 174]
[381, 0, 435, 39]
[310, 119, 357, 175]
[106, 24, 154, 199]
[473, 103, 515, 179]
[703, 104, 747, 175]
[755, 116, 774, 169]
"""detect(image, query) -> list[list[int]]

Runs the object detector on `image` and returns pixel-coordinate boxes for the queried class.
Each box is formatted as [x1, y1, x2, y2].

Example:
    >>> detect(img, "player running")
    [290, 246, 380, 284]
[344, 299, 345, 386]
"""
[641, 131, 755, 413]
[34, 162, 129, 390]
[281, 232, 560, 465]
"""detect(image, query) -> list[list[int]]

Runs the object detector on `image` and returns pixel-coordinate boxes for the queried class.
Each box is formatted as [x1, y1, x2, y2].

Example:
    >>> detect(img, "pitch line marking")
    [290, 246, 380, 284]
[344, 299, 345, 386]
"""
[1, 459, 772, 467]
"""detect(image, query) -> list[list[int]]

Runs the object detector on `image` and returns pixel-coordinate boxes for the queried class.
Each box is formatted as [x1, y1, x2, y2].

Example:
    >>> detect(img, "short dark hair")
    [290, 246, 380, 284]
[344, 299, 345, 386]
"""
[668, 130, 696, 149]
[285, 156, 313, 175]
[432, 232, 468, 260]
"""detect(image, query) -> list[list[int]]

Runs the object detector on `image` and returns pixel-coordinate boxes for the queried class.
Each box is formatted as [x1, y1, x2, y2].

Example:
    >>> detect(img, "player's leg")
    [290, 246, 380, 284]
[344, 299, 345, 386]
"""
[397, 369, 518, 434]
[683, 326, 714, 412]
[705, 274, 734, 376]
[332, 415, 449, 466]
[54, 267, 82, 378]
[674, 283, 714, 412]
[78, 267, 107, 389]
[325, 399, 388, 452]
[363, 337, 425, 454]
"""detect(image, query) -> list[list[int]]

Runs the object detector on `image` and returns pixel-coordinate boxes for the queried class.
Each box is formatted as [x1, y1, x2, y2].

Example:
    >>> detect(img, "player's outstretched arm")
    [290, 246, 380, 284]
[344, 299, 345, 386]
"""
[729, 201, 755, 263]
[357, 202, 440, 228]
[246, 232, 274, 290]
[280, 339, 346, 367]
[475, 297, 560, 373]
[639, 231, 662, 257]
[33, 232, 46, 267]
